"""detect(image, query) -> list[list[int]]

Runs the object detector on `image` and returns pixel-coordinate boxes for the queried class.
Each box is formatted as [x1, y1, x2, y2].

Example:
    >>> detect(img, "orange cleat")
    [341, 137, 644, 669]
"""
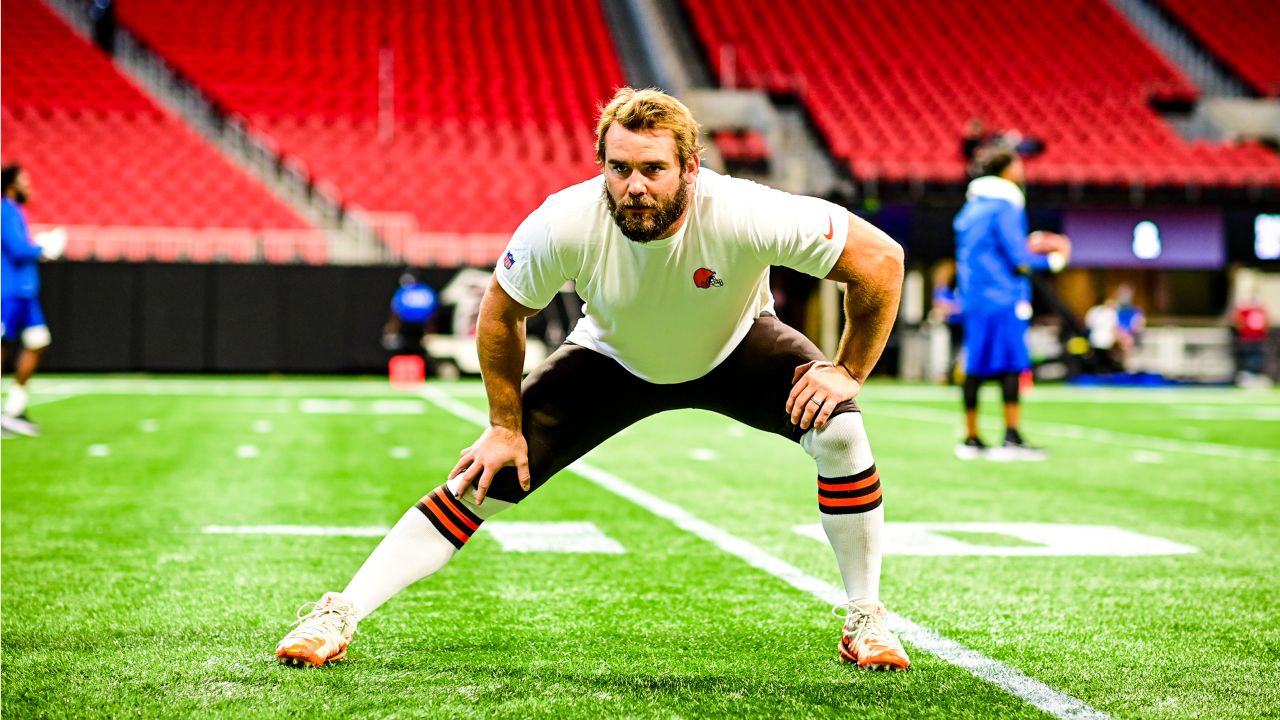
[836, 600, 910, 671]
[276, 592, 358, 667]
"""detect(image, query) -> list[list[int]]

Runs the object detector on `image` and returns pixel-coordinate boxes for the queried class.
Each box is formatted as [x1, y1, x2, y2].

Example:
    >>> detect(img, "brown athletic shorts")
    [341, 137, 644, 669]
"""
[482, 313, 859, 503]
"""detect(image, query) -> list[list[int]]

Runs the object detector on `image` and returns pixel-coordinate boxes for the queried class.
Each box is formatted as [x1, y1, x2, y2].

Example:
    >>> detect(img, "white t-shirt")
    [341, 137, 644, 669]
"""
[495, 168, 849, 384]
[1086, 304, 1119, 350]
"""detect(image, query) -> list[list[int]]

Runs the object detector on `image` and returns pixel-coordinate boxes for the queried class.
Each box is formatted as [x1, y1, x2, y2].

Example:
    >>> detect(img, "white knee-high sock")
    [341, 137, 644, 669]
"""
[821, 504, 883, 605]
[5, 383, 29, 416]
[342, 478, 513, 620]
[801, 412, 884, 605]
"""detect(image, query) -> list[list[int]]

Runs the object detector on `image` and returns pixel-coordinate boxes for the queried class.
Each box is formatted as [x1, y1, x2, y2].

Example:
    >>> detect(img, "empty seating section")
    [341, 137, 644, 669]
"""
[713, 129, 770, 176]
[685, 0, 1280, 186]
[262, 118, 591, 233]
[118, 0, 625, 234]
[714, 130, 770, 164]
[1, 110, 310, 230]
[0, 0, 316, 262]
[1159, 0, 1280, 97]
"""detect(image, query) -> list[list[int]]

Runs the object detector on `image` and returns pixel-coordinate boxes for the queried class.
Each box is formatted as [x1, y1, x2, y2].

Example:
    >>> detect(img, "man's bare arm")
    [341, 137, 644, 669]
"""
[826, 212, 905, 382]
[477, 275, 539, 431]
[787, 212, 904, 430]
[448, 275, 541, 503]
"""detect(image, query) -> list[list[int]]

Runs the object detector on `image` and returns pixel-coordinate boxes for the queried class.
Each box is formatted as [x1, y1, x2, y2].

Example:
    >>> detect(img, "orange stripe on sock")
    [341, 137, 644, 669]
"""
[817, 472, 880, 492]
[423, 496, 471, 544]
[818, 487, 883, 508]
[433, 490, 480, 532]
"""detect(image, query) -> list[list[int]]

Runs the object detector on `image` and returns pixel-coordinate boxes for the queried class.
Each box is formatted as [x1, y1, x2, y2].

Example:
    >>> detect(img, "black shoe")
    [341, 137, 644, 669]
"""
[994, 430, 1045, 461]
[954, 436, 987, 460]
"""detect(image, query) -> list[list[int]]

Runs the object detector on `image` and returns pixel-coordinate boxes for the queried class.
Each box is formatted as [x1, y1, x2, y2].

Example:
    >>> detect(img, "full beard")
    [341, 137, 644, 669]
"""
[605, 176, 690, 243]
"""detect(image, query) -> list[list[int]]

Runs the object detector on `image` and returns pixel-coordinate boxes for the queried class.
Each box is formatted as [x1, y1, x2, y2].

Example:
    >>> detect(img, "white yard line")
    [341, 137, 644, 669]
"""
[859, 385, 1277, 405]
[204, 525, 388, 537]
[23, 386, 85, 407]
[869, 403, 1280, 463]
[419, 386, 1111, 720]
[9, 378, 419, 398]
[20, 375, 1277, 406]
[29, 376, 1272, 462]
[203, 522, 627, 554]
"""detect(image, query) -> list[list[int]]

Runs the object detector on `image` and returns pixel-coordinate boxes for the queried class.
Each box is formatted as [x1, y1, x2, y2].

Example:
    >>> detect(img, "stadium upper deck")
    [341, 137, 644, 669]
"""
[1158, 0, 1280, 97]
[4, 0, 1278, 250]
[685, 0, 1280, 187]
[0, 0, 311, 233]
[117, 0, 625, 236]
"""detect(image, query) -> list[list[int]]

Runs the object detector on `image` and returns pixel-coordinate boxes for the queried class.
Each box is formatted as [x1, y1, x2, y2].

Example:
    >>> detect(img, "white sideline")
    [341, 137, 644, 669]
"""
[15, 378, 1275, 463]
[18, 382, 83, 408]
[419, 386, 1112, 720]
[870, 403, 1280, 463]
[30, 377, 1280, 404]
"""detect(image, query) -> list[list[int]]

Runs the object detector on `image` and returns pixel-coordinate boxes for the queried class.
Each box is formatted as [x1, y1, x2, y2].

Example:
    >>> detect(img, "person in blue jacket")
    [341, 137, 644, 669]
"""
[953, 146, 1070, 459]
[382, 267, 440, 367]
[2, 164, 63, 437]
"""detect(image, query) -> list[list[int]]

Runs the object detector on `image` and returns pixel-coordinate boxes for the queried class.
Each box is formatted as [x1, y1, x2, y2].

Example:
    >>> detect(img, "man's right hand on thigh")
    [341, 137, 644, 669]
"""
[448, 426, 532, 504]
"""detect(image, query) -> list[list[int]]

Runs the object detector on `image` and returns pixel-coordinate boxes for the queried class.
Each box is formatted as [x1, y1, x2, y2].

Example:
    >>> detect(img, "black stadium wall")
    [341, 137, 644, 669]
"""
[35, 263, 462, 374]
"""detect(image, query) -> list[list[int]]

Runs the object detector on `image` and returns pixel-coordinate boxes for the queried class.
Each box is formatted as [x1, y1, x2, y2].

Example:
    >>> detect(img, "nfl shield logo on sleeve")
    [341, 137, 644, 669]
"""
[503, 251, 515, 269]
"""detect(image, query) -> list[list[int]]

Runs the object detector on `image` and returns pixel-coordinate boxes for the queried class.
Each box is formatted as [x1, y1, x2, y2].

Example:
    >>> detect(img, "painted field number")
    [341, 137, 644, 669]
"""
[793, 522, 1198, 556]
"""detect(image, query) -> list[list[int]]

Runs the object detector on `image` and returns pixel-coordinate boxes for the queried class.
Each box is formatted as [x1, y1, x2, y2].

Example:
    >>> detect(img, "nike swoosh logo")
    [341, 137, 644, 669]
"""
[823, 215, 834, 240]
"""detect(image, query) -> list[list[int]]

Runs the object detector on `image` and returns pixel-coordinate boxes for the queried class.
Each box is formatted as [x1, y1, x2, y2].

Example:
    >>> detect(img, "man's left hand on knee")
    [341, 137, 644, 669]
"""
[788, 361, 861, 430]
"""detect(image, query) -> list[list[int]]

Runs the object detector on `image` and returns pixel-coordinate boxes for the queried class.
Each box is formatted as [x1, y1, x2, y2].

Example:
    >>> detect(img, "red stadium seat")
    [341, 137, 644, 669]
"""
[116, 0, 626, 235]
[0, 0, 313, 264]
[1159, 0, 1280, 97]
[684, 0, 1280, 188]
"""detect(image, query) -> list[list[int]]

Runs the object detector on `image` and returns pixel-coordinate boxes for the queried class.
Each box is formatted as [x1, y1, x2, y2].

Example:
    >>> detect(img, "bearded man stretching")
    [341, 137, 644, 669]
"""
[276, 88, 909, 671]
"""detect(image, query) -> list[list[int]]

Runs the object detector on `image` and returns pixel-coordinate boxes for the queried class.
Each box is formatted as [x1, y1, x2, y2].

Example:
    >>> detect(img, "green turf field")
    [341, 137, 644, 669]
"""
[2, 376, 1278, 719]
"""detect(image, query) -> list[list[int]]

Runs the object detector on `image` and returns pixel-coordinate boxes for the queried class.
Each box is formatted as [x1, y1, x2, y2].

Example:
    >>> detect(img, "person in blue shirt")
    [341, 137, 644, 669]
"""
[382, 267, 440, 367]
[953, 146, 1070, 459]
[2, 164, 62, 437]
[1114, 284, 1145, 367]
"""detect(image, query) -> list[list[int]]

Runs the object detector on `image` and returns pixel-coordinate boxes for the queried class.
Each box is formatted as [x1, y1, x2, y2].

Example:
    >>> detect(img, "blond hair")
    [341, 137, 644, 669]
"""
[595, 87, 704, 168]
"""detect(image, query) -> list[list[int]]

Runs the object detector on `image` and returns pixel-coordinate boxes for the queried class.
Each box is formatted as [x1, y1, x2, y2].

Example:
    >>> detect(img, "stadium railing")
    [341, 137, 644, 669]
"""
[35, 224, 331, 265]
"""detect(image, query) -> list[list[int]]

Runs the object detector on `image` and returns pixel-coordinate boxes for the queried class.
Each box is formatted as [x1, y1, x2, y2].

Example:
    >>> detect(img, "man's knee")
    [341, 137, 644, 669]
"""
[801, 411, 874, 472]
[445, 475, 519, 520]
[21, 325, 51, 350]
